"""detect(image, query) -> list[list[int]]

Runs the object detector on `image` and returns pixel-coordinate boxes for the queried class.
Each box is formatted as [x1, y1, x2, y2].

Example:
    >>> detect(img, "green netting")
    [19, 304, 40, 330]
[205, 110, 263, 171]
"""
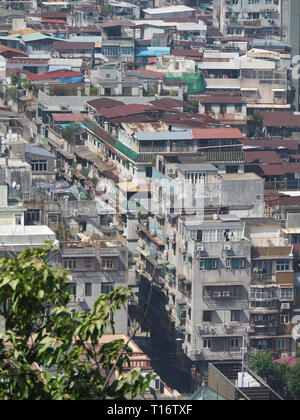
[165, 72, 205, 94]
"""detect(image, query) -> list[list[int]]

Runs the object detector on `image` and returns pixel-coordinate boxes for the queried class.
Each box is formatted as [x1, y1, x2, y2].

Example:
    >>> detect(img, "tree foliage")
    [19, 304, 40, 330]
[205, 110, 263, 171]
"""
[0, 244, 156, 400]
[249, 352, 300, 400]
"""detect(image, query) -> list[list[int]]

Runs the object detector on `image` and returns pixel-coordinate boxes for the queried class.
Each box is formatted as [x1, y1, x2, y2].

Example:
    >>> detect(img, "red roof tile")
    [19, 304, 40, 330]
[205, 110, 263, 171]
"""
[258, 163, 300, 176]
[262, 112, 300, 127]
[100, 104, 150, 119]
[244, 150, 283, 165]
[0, 45, 27, 57]
[242, 138, 299, 152]
[102, 20, 134, 28]
[41, 19, 66, 24]
[130, 68, 166, 79]
[52, 113, 87, 122]
[53, 41, 95, 51]
[197, 92, 244, 104]
[86, 97, 124, 111]
[28, 70, 83, 81]
[192, 127, 245, 139]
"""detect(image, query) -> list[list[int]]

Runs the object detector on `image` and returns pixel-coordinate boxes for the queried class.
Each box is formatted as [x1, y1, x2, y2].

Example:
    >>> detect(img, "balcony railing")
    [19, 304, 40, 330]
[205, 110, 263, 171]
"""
[251, 273, 276, 284]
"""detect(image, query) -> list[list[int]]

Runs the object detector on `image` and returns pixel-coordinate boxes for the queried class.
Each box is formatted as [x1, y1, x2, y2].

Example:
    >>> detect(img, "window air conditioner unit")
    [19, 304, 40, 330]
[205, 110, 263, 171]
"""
[222, 291, 231, 298]
[224, 244, 231, 251]
[196, 244, 205, 252]
[213, 292, 222, 298]
[281, 303, 290, 310]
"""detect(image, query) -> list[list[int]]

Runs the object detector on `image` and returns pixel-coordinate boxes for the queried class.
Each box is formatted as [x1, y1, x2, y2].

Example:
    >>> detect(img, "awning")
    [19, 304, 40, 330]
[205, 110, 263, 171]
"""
[241, 87, 258, 91]
[249, 309, 278, 314]
[283, 228, 300, 234]
[204, 281, 244, 286]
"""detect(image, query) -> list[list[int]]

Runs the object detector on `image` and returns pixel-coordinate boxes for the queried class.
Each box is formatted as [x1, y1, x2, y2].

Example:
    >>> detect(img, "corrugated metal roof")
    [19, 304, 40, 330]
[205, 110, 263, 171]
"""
[192, 127, 244, 139]
[52, 113, 86, 122]
[134, 130, 193, 141]
[28, 70, 83, 80]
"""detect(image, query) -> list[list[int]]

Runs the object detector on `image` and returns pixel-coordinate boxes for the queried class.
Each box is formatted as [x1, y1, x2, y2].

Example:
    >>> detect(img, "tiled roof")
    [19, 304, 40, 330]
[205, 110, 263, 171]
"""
[197, 92, 244, 104]
[52, 113, 87, 122]
[204, 150, 244, 163]
[53, 41, 95, 51]
[258, 163, 300, 176]
[262, 112, 300, 127]
[192, 127, 245, 139]
[241, 138, 299, 152]
[99, 104, 150, 119]
[28, 70, 83, 80]
[244, 150, 283, 165]
[86, 97, 124, 111]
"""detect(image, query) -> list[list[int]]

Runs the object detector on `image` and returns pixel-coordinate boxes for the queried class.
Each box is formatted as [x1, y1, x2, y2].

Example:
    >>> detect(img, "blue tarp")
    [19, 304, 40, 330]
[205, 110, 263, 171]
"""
[135, 47, 170, 57]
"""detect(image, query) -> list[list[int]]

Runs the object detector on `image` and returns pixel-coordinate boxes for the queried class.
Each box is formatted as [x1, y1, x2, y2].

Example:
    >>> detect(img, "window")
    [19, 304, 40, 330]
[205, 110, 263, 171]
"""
[276, 260, 290, 272]
[63, 259, 77, 270]
[280, 288, 294, 300]
[280, 314, 289, 325]
[227, 258, 245, 270]
[145, 166, 152, 178]
[231, 310, 241, 322]
[203, 311, 213, 323]
[101, 283, 114, 294]
[203, 339, 212, 349]
[184, 171, 206, 184]
[15, 214, 22, 225]
[235, 104, 242, 113]
[31, 160, 48, 172]
[230, 338, 240, 349]
[100, 257, 118, 271]
[67, 283, 77, 296]
[85, 282, 92, 297]
[200, 259, 218, 270]
[277, 339, 288, 350]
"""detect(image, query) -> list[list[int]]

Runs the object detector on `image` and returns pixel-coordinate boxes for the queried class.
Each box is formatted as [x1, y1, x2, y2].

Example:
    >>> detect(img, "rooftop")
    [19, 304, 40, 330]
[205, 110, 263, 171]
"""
[192, 127, 245, 139]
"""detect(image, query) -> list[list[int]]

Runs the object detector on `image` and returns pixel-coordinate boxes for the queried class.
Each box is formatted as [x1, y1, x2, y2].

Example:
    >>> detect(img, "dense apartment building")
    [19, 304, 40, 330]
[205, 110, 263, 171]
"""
[213, 0, 282, 39]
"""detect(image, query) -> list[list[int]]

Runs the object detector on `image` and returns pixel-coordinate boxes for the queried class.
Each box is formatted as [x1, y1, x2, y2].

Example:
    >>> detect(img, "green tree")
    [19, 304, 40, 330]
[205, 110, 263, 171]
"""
[10, 73, 22, 88]
[287, 361, 300, 400]
[62, 123, 81, 145]
[0, 244, 156, 400]
[249, 352, 286, 397]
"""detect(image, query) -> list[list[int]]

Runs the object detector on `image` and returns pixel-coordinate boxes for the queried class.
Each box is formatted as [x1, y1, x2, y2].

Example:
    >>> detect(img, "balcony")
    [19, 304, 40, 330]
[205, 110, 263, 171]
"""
[251, 273, 276, 285]
[196, 323, 246, 337]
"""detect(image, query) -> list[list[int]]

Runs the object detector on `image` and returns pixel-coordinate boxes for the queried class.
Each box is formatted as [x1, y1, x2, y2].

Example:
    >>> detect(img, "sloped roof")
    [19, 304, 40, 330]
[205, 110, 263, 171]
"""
[258, 163, 300, 176]
[28, 70, 83, 80]
[262, 112, 300, 127]
[244, 150, 283, 165]
[52, 113, 87, 122]
[86, 97, 124, 111]
[192, 127, 244, 139]
[99, 104, 150, 119]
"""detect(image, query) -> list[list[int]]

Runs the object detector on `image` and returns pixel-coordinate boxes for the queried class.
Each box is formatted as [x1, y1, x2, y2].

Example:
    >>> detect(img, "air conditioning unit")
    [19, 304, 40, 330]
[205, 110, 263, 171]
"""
[222, 291, 231, 298]
[73, 209, 78, 217]
[213, 292, 222, 298]
[196, 244, 205, 252]
[150, 230, 156, 237]
[224, 244, 231, 251]
[281, 303, 290, 310]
